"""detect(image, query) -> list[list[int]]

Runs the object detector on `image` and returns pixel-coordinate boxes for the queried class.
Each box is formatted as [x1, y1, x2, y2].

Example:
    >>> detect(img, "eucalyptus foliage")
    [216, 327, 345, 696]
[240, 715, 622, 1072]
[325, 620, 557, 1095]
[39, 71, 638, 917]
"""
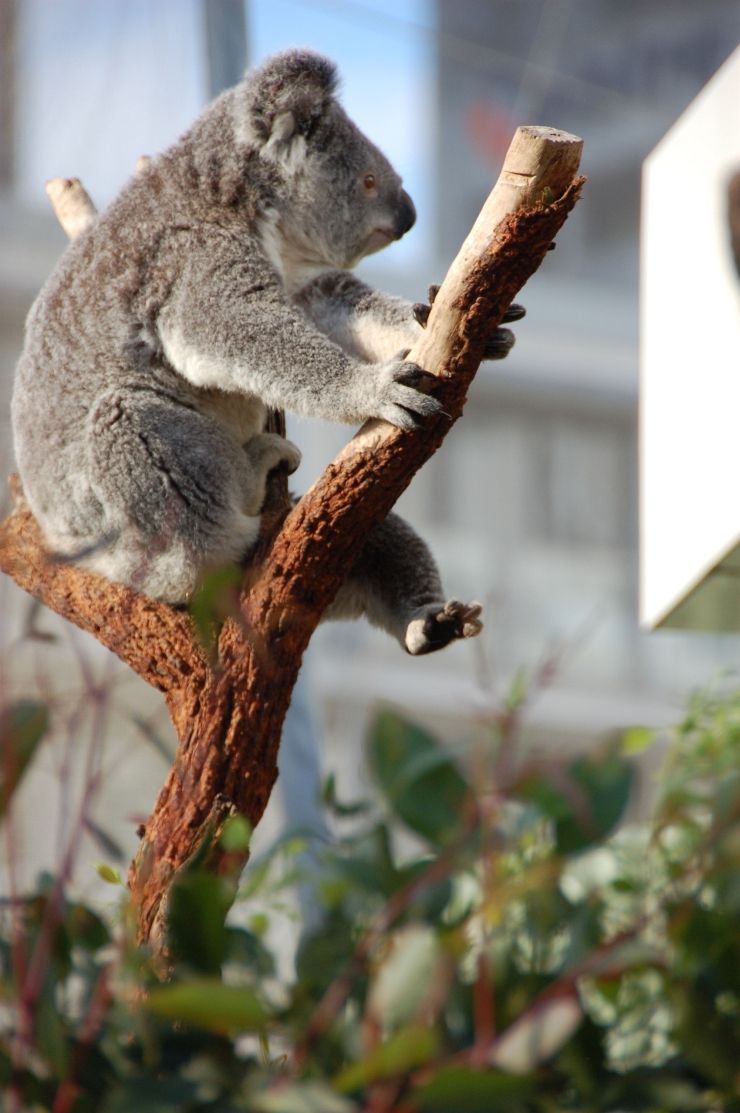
[1, 685, 739, 1111]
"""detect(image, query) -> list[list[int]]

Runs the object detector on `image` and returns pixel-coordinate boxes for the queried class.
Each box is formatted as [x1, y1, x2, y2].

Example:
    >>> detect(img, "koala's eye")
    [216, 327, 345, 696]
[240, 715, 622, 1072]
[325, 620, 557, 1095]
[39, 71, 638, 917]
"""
[363, 173, 377, 195]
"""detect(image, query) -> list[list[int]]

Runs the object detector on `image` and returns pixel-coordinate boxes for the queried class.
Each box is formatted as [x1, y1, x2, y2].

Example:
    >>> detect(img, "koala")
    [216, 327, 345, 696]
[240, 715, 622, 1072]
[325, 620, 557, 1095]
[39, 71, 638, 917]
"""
[12, 49, 518, 655]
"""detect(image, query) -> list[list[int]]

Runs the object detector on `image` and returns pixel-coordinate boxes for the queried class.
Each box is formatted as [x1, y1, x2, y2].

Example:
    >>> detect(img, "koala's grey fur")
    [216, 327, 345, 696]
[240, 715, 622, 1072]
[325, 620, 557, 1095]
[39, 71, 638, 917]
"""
[12, 49, 486, 654]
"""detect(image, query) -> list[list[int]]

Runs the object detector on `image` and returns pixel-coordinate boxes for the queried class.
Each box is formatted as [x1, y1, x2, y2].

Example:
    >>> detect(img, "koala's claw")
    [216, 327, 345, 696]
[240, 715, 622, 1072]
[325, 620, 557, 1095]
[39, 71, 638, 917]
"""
[412, 302, 431, 328]
[393, 357, 420, 380]
[404, 599, 483, 655]
[503, 302, 526, 323]
[412, 284, 441, 327]
[393, 361, 437, 392]
[413, 290, 525, 362]
[377, 357, 442, 429]
[483, 327, 516, 361]
[381, 393, 442, 430]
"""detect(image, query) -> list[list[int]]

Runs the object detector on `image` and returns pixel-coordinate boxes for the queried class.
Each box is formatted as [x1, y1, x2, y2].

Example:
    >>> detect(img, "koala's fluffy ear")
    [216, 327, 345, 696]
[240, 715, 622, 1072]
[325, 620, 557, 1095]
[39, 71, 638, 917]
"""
[242, 49, 338, 152]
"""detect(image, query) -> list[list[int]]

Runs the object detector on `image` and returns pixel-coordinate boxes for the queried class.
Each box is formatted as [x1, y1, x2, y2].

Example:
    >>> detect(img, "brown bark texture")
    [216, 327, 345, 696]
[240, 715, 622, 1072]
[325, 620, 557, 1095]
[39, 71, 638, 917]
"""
[0, 127, 584, 947]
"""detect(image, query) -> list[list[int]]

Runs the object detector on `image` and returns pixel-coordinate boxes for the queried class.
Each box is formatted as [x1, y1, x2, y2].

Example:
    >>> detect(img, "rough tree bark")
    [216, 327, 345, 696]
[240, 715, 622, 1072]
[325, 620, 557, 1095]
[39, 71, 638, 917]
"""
[0, 127, 584, 947]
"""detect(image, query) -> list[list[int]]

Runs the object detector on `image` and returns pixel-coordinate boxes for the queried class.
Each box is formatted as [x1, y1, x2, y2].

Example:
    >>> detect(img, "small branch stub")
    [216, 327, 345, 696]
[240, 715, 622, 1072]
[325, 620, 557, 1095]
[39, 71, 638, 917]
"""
[44, 178, 96, 239]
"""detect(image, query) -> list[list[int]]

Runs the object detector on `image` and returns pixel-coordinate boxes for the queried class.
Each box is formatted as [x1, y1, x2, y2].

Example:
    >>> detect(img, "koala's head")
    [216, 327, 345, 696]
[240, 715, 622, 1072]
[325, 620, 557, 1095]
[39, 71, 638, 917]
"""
[235, 50, 416, 269]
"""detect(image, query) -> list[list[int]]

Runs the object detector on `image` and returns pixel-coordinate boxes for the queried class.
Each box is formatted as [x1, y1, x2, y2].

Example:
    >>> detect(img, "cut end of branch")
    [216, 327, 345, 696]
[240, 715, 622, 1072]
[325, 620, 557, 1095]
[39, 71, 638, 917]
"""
[515, 124, 583, 146]
[45, 177, 97, 239]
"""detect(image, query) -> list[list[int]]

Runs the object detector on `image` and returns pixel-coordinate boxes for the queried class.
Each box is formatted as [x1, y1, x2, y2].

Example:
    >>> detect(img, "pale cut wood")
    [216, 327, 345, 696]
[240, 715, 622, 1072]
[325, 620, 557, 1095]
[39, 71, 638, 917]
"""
[336, 125, 584, 463]
[44, 177, 96, 239]
[415, 126, 582, 369]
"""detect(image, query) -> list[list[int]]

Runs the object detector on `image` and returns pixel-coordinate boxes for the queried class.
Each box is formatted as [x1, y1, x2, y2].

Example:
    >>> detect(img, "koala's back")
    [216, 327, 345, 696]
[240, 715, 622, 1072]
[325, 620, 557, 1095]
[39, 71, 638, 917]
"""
[11, 139, 271, 589]
[14, 189, 160, 522]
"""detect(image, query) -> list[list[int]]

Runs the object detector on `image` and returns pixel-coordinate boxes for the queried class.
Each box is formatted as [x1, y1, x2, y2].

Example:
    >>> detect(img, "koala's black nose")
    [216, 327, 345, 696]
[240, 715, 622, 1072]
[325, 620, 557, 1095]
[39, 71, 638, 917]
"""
[395, 190, 416, 238]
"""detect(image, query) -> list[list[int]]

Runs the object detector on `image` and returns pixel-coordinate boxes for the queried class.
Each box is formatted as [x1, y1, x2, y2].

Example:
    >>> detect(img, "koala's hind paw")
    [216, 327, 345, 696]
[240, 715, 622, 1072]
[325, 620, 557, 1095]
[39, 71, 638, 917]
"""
[246, 432, 302, 475]
[275, 438, 302, 475]
[404, 600, 483, 656]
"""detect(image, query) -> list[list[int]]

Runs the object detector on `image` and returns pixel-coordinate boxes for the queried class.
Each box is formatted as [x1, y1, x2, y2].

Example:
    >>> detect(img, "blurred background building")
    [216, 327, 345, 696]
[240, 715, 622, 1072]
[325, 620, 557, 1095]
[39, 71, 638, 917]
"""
[1, 0, 739, 886]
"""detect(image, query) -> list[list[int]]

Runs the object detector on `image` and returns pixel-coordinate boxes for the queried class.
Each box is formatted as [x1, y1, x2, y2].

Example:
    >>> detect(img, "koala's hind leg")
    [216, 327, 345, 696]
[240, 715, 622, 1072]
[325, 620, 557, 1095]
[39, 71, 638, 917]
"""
[324, 511, 483, 655]
[84, 388, 267, 602]
[241, 433, 301, 515]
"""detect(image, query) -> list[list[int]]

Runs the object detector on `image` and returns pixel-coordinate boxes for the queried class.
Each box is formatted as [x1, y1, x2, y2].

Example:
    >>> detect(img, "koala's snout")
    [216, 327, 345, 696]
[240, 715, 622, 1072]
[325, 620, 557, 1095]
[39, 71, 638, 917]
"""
[394, 190, 416, 239]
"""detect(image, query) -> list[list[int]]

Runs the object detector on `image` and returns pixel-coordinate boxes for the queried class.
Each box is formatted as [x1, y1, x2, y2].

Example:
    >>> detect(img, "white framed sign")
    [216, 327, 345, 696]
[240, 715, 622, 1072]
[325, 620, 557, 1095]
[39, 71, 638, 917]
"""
[641, 45, 740, 630]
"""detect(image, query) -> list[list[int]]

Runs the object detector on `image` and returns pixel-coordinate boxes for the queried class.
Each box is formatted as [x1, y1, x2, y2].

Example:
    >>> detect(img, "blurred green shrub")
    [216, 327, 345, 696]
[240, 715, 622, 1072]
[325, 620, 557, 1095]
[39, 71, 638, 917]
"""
[1, 684, 739, 1111]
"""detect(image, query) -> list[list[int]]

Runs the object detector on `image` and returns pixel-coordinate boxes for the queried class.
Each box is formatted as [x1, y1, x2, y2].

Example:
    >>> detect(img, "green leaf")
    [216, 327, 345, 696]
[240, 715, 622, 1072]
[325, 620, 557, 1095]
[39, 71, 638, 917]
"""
[0, 701, 49, 815]
[225, 926, 275, 977]
[334, 1024, 439, 1093]
[504, 667, 529, 713]
[522, 746, 634, 854]
[102, 1077, 199, 1113]
[221, 814, 252, 852]
[415, 1066, 534, 1111]
[146, 978, 268, 1034]
[66, 902, 111, 950]
[35, 986, 69, 1075]
[368, 926, 446, 1029]
[96, 864, 123, 885]
[556, 751, 634, 854]
[490, 994, 582, 1073]
[622, 726, 655, 754]
[369, 710, 471, 844]
[253, 1081, 356, 1113]
[189, 564, 243, 655]
[398, 859, 452, 923]
[167, 871, 231, 974]
[295, 914, 354, 997]
[329, 823, 399, 897]
[249, 912, 269, 937]
[321, 771, 371, 818]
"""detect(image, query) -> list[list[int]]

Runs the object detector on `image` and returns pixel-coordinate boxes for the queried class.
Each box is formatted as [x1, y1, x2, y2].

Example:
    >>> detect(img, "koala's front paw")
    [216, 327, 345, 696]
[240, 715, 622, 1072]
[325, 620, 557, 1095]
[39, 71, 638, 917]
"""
[413, 287, 525, 363]
[404, 599, 483, 655]
[482, 327, 516, 360]
[374, 356, 442, 431]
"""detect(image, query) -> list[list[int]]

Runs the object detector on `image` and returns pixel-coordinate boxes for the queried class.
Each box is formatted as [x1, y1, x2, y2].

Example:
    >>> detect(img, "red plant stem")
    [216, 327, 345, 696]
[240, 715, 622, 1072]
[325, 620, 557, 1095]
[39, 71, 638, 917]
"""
[472, 949, 495, 1066]
[51, 964, 113, 1113]
[18, 676, 112, 1036]
[292, 819, 478, 1073]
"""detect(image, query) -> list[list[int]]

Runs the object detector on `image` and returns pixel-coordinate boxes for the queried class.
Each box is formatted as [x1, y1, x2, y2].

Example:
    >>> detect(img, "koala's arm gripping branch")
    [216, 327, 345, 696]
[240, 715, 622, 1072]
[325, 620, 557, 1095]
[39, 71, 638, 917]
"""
[0, 128, 583, 949]
[264, 126, 585, 636]
[339, 125, 585, 460]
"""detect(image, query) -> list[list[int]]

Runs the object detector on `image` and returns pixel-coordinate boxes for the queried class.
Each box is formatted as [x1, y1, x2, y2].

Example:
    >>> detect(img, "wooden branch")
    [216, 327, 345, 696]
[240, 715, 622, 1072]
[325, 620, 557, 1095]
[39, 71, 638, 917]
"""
[343, 125, 584, 458]
[44, 178, 96, 239]
[0, 128, 584, 947]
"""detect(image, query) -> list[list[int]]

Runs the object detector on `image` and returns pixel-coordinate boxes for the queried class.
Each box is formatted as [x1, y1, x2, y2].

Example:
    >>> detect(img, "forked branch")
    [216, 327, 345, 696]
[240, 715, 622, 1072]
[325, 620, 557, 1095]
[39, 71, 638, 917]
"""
[0, 127, 584, 946]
